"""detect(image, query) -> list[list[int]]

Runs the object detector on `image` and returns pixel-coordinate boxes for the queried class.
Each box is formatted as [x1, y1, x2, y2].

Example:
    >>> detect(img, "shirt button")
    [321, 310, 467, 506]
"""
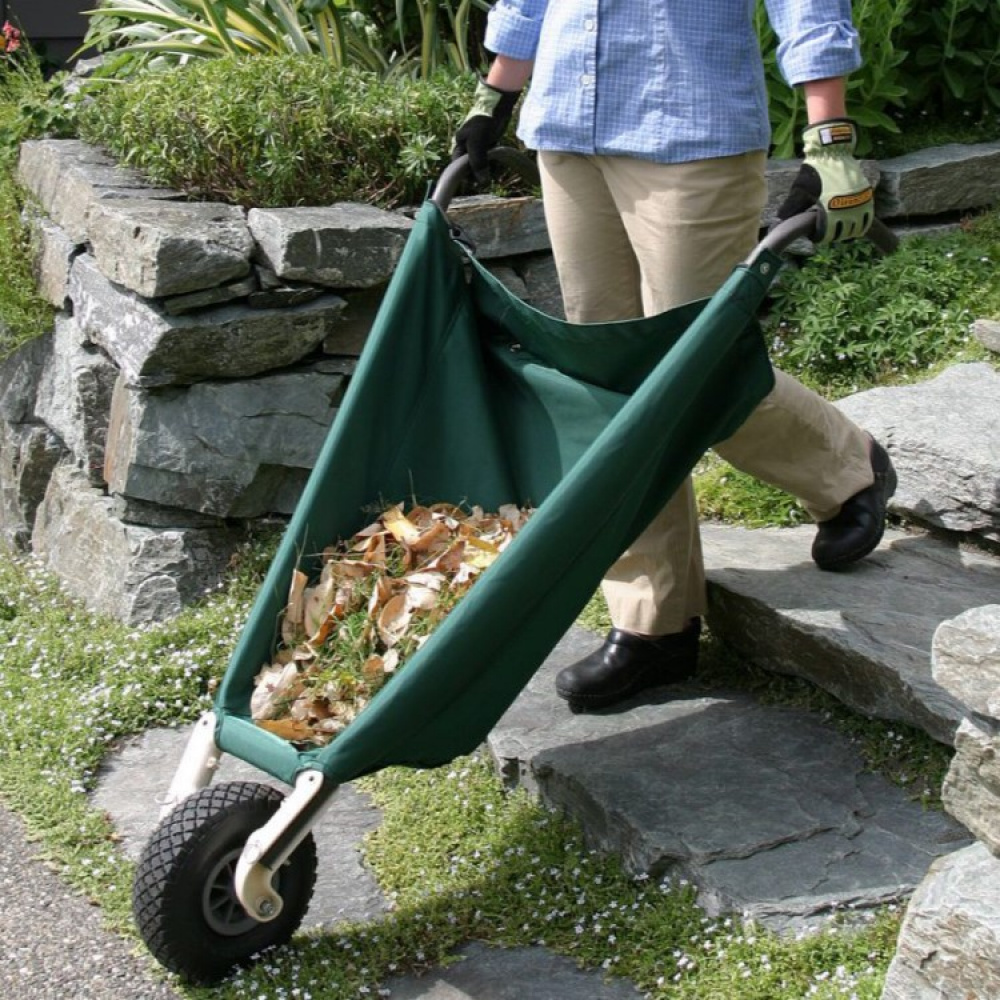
[580, 73, 593, 86]
[584, 17, 596, 30]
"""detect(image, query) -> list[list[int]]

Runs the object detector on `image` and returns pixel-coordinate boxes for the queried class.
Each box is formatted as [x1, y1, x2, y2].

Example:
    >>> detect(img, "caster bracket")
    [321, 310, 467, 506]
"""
[160, 712, 223, 818]
[234, 769, 332, 922]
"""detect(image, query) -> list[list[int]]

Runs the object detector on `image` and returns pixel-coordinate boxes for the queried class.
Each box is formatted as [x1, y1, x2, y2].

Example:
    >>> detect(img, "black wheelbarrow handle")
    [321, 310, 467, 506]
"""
[432, 148, 898, 258]
[430, 147, 541, 213]
[750, 206, 899, 262]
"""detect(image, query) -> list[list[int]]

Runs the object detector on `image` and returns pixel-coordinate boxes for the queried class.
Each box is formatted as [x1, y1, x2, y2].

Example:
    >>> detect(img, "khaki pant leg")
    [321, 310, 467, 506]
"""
[536, 152, 643, 322]
[714, 371, 873, 522]
[541, 152, 766, 635]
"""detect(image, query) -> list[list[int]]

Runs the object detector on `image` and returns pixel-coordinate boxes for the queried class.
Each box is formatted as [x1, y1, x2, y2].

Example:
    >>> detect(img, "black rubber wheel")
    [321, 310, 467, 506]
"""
[132, 781, 318, 984]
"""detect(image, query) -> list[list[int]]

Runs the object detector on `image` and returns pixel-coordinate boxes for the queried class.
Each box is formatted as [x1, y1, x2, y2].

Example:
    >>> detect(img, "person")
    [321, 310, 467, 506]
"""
[453, 0, 897, 712]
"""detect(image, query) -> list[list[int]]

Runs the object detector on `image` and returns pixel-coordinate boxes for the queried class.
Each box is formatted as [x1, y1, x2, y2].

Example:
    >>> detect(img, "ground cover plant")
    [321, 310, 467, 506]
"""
[696, 207, 999, 530]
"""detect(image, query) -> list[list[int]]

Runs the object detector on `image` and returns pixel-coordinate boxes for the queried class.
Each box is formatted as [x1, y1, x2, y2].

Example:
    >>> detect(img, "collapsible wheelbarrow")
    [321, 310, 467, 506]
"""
[131, 150, 896, 983]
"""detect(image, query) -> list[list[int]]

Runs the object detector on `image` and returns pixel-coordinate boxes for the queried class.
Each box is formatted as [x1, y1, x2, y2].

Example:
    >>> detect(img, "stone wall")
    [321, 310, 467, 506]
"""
[3, 137, 999, 623]
[3, 139, 555, 622]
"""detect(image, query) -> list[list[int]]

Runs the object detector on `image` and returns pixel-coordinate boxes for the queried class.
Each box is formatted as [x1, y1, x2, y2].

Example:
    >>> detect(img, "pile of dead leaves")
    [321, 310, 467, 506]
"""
[251, 502, 534, 746]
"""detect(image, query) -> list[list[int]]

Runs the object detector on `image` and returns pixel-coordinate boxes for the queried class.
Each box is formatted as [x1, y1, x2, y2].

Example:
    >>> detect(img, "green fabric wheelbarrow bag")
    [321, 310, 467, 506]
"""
[214, 200, 778, 786]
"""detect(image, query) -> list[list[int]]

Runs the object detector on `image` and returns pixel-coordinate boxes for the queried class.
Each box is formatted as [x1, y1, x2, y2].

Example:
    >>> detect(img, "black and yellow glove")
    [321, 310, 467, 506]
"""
[778, 119, 874, 244]
[452, 78, 521, 185]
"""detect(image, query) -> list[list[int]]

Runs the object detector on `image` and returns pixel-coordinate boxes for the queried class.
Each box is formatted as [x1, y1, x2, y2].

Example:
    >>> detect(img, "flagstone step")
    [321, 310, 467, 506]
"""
[702, 523, 1000, 746]
[487, 626, 970, 935]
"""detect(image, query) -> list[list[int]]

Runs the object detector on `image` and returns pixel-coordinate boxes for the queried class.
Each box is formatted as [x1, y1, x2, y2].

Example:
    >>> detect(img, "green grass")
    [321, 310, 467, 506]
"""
[869, 110, 1000, 159]
[0, 146, 55, 360]
[190, 754, 902, 1000]
[0, 532, 275, 931]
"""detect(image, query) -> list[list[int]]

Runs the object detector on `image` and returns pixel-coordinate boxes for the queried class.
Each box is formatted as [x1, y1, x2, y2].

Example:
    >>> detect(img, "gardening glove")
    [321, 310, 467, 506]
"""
[777, 118, 874, 245]
[452, 78, 521, 185]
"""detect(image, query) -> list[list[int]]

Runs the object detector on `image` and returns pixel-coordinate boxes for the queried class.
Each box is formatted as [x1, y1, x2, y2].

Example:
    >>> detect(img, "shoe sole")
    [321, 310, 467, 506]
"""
[556, 662, 697, 712]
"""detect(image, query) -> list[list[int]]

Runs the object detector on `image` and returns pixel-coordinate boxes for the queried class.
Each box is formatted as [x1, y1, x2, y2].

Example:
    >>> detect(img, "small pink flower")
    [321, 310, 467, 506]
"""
[2, 21, 21, 53]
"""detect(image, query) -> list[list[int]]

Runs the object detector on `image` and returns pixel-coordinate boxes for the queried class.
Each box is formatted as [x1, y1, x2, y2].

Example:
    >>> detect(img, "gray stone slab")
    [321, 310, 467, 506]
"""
[381, 942, 642, 999]
[17, 139, 185, 244]
[485, 256, 564, 318]
[321, 285, 386, 356]
[35, 314, 118, 487]
[249, 204, 412, 289]
[0, 330, 50, 424]
[882, 842, 1000, 1000]
[161, 276, 258, 315]
[490, 627, 968, 933]
[85, 199, 253, 299]
[70, 253, 345, 386]
[446, 195, 550, 259]
[24, 208, 82, 309]
[31, 463, 242, 624]
[933, 605, 1000, 719]
[103, 361, 347, 519]
[702, 523, 1000, 744]
[0, 333, 64, 547]
[110, 493, 228, 529]
[519, 253, 565, 319]
[0, 419, 63, 549]
[942, 716, 1000, 856]
[91, 725, 388, 930]
[836, 363, 1000, 544]
[876, 141, 1000, 218]
[974, 318, 1000, 354]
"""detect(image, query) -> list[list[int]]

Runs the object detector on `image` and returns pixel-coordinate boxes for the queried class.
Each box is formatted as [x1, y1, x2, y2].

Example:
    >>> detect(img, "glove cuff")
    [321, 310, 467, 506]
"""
[802, 118, 859, 157]
[469, 77, 521, 120]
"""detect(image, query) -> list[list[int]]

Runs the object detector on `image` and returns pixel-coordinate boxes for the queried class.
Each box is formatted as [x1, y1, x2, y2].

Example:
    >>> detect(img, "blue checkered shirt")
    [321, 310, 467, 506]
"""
[484, 0, 861, 163]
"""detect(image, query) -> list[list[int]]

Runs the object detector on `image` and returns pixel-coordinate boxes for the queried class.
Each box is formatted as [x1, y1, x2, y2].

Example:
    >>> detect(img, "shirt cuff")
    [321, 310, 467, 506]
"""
[484, 0, 545, 61]
[777, 22, 862, 86]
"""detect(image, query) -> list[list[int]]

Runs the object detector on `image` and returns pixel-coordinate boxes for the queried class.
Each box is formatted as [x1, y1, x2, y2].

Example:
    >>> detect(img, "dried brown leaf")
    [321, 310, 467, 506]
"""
[256, 718, 314, 741]
[383, 504, 421, 544]
[251, 661, 303, 721]
[377, 593, 412, 647]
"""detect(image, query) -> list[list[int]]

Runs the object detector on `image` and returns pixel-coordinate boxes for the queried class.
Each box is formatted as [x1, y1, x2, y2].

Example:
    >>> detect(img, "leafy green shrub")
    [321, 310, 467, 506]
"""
[756, 0, 1000, 158]
[757, 0, 913, 157]
[897, 0, 1000, 120]
[78, 55, 475, 207]
[764, 215, 998, 391]
[0, 45, 61, 357]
